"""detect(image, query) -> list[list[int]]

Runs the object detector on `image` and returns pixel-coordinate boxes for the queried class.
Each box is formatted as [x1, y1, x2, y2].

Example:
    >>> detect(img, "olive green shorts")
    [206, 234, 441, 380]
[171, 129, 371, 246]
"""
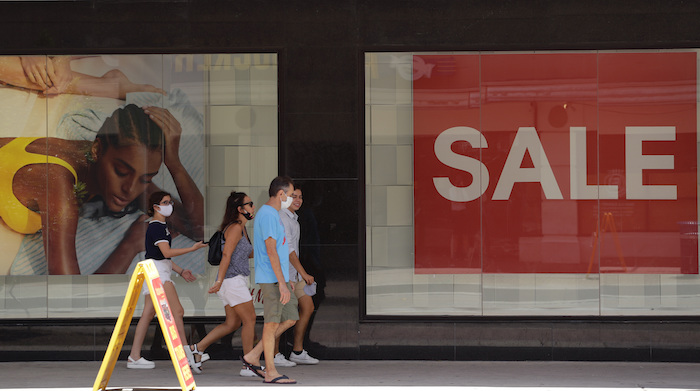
[260, 282, 299, 323]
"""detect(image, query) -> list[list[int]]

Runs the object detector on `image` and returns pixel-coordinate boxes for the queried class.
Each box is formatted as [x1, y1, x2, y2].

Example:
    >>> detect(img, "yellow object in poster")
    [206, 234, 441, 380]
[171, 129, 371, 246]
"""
[93, 259, 196, 391]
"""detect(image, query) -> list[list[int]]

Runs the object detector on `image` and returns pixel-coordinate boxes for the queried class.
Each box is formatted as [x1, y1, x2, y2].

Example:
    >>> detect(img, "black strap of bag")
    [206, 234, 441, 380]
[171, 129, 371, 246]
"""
[207, 223, 232, 265]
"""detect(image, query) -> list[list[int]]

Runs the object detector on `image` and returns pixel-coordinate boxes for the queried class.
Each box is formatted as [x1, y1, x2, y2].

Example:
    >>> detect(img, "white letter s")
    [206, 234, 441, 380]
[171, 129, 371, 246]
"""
[433, 126, 489, 202]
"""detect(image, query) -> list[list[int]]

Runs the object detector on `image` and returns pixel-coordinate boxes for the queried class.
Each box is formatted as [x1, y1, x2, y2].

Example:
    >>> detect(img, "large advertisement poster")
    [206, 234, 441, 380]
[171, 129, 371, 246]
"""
[414, 52, 697, 274]
[0, 55, 206, 275]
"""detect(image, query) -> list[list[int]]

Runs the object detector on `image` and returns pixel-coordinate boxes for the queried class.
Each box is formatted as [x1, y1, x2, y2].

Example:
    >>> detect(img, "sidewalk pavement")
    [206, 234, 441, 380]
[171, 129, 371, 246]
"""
[1, 360, 700, 390]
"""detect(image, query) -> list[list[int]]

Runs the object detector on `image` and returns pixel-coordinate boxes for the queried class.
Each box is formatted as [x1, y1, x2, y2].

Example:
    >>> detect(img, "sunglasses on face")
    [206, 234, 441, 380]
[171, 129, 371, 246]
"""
[242, 201, 254, 207]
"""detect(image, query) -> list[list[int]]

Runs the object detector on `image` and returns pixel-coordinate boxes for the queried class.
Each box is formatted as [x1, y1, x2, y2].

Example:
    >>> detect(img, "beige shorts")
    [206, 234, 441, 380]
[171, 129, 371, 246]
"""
[293, 279, 307, 299]
[217, 275, 253, 307]
[260, 282, 299, 323]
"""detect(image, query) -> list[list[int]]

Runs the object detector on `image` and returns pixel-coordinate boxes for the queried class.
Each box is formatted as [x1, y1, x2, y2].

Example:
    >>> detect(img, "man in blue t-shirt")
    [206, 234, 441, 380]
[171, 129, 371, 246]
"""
[241, 175, 299, 384]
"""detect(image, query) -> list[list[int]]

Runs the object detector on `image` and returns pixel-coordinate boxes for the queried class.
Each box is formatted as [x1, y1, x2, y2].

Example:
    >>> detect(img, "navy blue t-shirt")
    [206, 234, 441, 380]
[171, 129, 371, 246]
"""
[145, 220, 171, 260]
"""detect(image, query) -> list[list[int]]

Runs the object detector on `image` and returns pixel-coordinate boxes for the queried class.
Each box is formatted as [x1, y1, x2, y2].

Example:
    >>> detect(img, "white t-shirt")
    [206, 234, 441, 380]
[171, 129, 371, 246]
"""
[279, 207, 301, 282]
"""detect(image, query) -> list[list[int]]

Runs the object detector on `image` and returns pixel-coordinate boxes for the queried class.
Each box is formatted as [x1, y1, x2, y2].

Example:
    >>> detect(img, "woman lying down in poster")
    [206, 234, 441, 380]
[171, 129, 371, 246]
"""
[0, 57, 206, 275]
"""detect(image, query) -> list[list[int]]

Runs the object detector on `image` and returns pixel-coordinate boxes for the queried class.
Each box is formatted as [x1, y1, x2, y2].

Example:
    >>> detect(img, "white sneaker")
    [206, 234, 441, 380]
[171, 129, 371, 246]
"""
[127, 356, 155, 369]
[289, 349, 319, 365]
[273, 352, 297, 367]
[240, 366, 258, 377]
[184, 345, 202, 374]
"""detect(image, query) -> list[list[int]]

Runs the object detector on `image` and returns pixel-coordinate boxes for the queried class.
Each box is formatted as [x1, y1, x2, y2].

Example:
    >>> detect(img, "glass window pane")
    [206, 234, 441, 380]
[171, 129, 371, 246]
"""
[365, 50, 700, 317]
[0, 53, 278, 319]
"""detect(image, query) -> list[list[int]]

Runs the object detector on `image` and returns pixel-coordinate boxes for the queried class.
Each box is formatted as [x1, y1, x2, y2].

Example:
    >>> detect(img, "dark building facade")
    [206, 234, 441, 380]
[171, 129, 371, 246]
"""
[2, 1, 700, 362]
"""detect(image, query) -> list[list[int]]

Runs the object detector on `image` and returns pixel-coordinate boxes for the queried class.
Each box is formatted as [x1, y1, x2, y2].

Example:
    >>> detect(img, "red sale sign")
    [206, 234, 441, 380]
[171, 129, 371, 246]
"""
[414, 52, 697, 274]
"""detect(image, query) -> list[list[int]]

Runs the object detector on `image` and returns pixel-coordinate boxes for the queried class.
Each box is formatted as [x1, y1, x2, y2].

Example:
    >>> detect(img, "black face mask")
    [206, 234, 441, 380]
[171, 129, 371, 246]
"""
[241, 211, 253, 220]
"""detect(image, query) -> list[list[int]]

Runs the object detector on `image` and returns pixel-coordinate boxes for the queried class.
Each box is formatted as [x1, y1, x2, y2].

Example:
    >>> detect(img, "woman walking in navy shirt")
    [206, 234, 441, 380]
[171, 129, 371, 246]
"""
[127, 191, 207, 371]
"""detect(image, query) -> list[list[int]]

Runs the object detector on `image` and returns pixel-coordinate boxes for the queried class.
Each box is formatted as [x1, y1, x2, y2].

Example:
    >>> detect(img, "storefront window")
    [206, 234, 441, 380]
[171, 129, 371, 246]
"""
[0, 53, 278, 318]
[365, 51, 700, 316]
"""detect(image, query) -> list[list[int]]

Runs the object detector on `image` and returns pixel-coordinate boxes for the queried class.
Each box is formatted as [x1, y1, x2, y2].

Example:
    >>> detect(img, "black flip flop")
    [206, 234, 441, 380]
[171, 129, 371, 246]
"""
[264, 374, 297, 384]
[240, 356, 265, 379]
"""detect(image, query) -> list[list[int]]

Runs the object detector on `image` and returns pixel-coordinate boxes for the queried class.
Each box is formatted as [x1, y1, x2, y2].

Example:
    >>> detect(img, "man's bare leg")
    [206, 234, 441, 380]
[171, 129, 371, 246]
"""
[293, 295, 314, 352]
[243, 319, 296, 383]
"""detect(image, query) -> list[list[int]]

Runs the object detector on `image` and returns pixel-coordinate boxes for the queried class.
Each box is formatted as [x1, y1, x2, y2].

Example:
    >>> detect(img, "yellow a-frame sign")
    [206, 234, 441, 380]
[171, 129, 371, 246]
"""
[93, 259, 196, 391]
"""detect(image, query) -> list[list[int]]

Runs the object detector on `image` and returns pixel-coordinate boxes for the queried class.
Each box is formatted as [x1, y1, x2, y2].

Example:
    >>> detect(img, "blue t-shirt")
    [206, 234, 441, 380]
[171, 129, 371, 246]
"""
[145, 220, 171, 260]
[253, 204, 289, 283]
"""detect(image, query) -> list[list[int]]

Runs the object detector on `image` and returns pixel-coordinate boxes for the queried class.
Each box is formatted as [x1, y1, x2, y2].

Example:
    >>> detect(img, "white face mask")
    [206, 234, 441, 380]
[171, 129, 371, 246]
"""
[156, 204, 173, 217]
[280, 193, 293, 209]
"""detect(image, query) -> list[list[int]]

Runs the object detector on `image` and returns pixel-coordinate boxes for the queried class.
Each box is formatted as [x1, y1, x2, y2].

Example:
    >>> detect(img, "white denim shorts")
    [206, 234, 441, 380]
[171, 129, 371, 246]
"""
[217, 274, 253, 307]
[143, 259, 174, 295]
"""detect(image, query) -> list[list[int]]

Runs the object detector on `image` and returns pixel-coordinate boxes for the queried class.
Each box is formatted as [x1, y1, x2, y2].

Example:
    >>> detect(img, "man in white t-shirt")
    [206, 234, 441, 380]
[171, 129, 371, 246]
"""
[274, 186, 320, 366]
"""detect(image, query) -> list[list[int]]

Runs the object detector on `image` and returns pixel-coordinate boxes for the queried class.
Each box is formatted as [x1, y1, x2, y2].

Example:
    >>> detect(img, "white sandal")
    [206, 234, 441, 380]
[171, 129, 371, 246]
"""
[184, 345, 202, 374]
[191, 344, 210, 363]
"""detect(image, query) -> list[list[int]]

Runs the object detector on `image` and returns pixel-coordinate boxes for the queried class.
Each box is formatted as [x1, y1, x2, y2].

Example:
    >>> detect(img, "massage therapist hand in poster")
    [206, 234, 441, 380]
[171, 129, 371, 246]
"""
[0, 55, 206, 275]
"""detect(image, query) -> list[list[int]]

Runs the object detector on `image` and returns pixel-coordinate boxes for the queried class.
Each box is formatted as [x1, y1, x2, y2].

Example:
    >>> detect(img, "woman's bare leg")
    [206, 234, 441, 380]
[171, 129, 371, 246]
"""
[233, 300, 257, 354]
[161, 281, 189, 347]
[130, 296, 156, 360]
[193, 304, 240, 353]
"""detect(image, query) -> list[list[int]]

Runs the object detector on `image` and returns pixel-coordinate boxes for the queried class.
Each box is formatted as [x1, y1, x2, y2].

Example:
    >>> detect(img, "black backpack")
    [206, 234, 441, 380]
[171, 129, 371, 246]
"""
[206, 224, 230, 265]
